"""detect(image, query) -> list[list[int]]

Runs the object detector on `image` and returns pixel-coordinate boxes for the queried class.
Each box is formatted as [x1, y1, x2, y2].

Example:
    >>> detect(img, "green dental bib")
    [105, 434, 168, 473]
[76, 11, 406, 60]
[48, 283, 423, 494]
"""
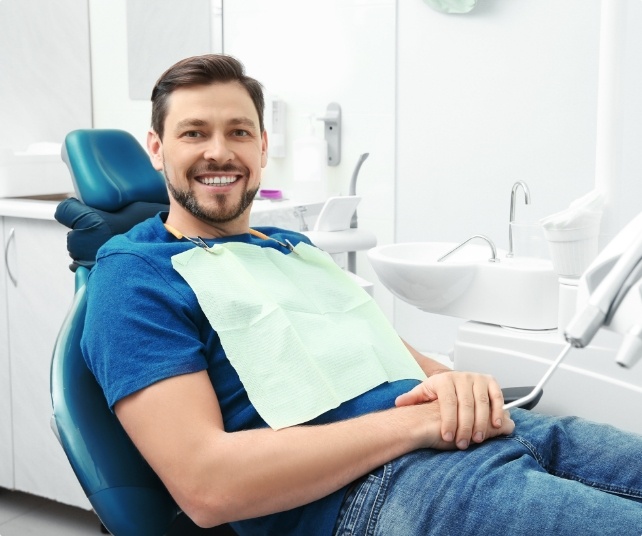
[171, 241, 426, 429]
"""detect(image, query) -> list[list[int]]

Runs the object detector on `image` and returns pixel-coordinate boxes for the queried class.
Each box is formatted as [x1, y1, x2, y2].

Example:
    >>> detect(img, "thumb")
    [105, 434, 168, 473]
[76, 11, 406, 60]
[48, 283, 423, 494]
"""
[395, 383, 437, 407]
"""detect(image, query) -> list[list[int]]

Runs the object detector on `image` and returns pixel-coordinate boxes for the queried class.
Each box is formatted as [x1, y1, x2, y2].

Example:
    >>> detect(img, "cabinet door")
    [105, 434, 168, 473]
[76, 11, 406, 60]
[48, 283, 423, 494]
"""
[0, 217, 14, 489]
[5, 216, 90, 509]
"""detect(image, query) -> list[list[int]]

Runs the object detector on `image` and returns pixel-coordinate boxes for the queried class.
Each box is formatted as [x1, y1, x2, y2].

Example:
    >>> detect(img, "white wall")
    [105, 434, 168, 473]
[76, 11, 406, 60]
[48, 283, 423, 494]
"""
[89, 0, 154, 145]
[396, 0, 642, 354]
[223, 0, 397, 319]
[0, 0, 91, 151]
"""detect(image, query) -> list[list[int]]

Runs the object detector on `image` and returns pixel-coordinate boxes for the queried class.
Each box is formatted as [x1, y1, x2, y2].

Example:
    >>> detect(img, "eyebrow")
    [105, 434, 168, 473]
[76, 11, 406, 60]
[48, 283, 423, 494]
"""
[174, 118, 207, 133]
[228, 117, 258, 130]
[174, 117, 257, 133]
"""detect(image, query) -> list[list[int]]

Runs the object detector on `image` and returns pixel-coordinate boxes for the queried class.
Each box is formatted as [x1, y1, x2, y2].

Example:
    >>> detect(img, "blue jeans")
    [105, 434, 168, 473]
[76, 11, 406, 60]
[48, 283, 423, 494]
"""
[333, 409, 642, 535]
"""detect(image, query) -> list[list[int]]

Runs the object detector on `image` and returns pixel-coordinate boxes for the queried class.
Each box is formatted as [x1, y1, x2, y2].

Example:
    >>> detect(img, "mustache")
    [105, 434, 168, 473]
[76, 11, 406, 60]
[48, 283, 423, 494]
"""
[187, 162, 248, 178]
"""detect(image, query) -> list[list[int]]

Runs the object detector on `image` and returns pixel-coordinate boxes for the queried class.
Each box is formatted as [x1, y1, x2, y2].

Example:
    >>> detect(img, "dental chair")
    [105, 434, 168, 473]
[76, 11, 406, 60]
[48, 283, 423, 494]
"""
[50, 129, 540, 536]
[50, 129, 235, 535]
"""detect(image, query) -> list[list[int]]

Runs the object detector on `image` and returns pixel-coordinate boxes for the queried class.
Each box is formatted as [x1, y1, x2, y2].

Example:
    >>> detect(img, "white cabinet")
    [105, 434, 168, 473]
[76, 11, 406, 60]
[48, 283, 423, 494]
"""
[0, 217, 13, 489]
[2, 214, 90, 509]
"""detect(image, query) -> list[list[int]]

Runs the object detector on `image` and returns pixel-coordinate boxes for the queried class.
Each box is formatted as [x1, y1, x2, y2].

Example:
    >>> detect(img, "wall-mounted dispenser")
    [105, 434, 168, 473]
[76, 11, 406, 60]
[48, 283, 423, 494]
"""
[317, 103, 341, 166]
[292, 115, 328, 203]
[266, 97, 286, 158]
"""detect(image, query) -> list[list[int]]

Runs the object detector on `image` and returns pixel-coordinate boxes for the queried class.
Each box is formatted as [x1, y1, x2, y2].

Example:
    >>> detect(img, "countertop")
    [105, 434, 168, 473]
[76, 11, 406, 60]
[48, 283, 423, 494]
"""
[0, 195, 324, 226]
[0, 194, 68, 221]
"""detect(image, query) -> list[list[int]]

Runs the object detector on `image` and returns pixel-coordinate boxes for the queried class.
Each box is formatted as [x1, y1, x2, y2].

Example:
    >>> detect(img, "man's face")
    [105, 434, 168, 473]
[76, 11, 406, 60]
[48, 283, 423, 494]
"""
[148, 81, 267, 234]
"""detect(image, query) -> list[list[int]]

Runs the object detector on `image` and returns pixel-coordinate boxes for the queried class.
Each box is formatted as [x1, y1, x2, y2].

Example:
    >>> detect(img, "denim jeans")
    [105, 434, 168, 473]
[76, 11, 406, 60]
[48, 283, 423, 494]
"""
[333, 409, 642, 535]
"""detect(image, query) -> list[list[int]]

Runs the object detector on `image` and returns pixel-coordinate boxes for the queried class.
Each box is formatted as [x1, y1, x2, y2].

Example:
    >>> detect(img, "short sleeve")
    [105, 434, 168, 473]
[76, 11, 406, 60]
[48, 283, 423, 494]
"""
[81, 250, 208, 409]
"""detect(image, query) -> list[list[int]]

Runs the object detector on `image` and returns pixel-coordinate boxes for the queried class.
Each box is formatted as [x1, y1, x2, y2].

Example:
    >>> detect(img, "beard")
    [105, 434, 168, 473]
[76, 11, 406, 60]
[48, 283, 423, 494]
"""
[164, 163, 260, 225]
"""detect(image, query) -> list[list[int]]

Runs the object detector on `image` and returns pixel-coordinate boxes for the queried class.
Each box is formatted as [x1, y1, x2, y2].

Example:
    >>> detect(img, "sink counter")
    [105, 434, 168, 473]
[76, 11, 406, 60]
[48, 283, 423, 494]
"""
[0, 195, 71, 221]
[0, 195, 324, 228]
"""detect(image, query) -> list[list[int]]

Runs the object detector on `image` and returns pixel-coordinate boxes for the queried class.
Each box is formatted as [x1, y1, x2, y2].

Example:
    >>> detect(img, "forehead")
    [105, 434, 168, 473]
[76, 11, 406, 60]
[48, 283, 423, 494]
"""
[164, 81, 259, 126]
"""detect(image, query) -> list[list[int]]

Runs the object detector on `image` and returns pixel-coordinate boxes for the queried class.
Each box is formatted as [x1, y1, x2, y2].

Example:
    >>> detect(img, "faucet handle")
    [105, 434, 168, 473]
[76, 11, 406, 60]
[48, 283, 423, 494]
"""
[508, 180, 532, 257]
[293, 206, 309, 232]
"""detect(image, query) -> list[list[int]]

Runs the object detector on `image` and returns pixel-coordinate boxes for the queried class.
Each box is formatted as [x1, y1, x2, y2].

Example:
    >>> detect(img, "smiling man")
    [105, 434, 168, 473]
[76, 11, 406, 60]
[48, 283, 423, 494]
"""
[150, 77, 266, 234]
[82, 54, 642, 536]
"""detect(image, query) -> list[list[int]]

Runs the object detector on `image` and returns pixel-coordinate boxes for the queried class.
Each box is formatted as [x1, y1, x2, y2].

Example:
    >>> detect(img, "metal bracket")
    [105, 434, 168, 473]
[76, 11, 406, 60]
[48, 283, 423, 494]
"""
[317, 102, 341, 166]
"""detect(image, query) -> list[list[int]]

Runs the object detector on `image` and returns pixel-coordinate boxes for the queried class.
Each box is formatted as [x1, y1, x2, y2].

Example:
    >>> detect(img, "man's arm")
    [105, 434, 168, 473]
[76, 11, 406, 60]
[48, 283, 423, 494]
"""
[402, 338, 452, 376]
[400, 339, 507, 450]
[115, 370, 513, 528]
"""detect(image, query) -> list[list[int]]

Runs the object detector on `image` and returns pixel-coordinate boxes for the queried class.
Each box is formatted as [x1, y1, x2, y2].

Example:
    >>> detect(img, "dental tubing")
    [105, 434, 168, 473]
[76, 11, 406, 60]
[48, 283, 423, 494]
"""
[503, 343, 573, 410]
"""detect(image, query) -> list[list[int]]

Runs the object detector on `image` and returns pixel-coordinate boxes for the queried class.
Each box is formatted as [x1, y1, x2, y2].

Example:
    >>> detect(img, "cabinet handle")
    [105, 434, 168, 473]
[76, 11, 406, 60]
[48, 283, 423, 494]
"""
[5, 227, 17, 286]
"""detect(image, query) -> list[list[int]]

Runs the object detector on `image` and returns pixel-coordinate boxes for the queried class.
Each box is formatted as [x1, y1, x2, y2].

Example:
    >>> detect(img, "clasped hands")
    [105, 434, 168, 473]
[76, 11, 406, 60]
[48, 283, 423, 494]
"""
[395, 371, 515, 450]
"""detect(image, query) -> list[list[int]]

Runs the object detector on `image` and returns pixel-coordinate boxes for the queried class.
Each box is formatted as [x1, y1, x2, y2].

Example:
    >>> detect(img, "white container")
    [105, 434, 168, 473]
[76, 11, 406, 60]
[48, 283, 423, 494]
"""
[0, 145, 73, 198]
[543, 222, 600, 278]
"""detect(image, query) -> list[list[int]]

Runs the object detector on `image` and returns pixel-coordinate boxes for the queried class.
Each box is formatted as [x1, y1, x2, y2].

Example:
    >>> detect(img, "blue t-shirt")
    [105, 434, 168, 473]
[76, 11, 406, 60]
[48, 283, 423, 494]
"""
[82, 213, 420, 536]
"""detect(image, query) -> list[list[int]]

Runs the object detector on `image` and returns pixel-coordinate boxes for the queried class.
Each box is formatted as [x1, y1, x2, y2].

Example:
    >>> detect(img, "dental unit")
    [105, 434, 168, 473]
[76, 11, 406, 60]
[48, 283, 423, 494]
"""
[369, 176, 642, 432]
[566, 211, 642, 368]
[505, 211, 642, 408]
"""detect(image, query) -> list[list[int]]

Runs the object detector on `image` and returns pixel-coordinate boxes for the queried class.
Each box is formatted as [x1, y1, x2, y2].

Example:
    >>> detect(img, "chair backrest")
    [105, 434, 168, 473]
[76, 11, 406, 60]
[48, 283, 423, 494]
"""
[51, 268, 180, 536]
[62, 128, 169, 211]
[50, 129, 179, 535]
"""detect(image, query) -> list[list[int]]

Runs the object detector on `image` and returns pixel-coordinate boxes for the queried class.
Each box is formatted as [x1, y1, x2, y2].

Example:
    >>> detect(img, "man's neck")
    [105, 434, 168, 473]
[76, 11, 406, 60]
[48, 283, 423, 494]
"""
[165, 211, 252, 240]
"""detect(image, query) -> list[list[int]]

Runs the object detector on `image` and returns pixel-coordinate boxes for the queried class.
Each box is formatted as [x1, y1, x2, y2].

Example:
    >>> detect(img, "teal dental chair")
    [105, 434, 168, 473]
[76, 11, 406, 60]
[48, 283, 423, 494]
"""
[50, 129, 235, 535]
[50, 129, 540, 536]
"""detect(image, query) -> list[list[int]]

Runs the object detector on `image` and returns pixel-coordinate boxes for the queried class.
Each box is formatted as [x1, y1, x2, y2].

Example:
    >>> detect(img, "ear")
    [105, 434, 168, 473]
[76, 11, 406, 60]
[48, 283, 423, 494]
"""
[147, 130, 164, 171]
[261, 130, 268, 169]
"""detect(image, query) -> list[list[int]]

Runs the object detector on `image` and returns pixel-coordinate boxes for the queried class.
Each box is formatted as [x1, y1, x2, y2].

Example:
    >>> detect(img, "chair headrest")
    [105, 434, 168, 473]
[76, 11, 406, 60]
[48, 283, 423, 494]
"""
[55, 197, 168, 272]
[62, 129, 169, 212]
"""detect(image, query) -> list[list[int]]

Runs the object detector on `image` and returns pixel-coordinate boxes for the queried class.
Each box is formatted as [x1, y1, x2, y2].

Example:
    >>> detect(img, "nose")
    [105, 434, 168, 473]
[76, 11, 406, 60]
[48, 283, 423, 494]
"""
[203, 132, 234, 163]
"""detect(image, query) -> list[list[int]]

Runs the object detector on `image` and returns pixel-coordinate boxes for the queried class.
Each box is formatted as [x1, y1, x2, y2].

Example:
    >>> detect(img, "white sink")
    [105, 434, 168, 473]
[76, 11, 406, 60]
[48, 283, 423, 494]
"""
[367, 242, 559, 330]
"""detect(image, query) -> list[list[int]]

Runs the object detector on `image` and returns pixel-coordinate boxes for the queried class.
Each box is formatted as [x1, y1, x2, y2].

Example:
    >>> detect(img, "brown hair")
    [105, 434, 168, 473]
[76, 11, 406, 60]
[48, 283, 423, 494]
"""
[150, 54, 265, 139]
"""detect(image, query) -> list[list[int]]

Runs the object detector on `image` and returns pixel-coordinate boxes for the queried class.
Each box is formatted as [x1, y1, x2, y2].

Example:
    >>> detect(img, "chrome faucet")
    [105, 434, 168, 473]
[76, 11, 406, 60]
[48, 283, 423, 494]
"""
[507, 180, 531, 258]
[438, 235, 499, 263]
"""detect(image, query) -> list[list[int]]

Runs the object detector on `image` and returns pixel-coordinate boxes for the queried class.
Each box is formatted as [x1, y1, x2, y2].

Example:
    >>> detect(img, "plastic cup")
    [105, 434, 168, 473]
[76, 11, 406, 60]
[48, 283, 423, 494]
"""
[510, 222, 550, 260]
[543, 221, 600, 278]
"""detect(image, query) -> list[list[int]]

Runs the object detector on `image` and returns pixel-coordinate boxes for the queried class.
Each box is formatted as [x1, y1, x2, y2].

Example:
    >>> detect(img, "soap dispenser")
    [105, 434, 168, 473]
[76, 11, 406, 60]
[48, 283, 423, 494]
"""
[291, 115, 327, 203]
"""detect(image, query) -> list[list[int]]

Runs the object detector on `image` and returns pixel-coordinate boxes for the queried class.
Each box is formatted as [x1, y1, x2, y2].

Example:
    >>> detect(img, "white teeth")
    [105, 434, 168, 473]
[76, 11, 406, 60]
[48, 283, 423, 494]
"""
[200, 176, 238, 186]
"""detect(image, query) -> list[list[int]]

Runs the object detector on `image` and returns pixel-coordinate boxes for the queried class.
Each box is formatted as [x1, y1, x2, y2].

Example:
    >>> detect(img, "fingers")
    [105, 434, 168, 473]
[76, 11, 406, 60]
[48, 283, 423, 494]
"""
[470, 375, 507, 443]
[432, 373, 508, 450]
[470, 378, 491, 445]
[437, 382, 459, 445]
[502, 412, 516, 435]
[396, 372, 513, 450]
[488, 379, 506, 429]
[395, 382, 438, 407]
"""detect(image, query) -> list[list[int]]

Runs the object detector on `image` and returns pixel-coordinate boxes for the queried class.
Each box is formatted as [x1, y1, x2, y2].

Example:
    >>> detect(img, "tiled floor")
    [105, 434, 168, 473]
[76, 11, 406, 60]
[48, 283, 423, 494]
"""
[0, 488, 102, 536]
[0, 488, 237, 535]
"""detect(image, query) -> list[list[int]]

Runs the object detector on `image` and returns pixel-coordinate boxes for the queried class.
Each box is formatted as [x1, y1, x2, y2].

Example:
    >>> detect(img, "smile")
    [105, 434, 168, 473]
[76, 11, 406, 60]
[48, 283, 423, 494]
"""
[198, 175, 239, 186]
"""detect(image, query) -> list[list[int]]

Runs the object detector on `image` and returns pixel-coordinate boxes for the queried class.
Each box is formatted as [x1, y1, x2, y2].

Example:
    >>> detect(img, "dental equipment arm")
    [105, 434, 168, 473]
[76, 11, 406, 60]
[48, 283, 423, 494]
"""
[564, 211, 642, 368]
[614, 312, 642, 368]
[504, 211, 642, 410]
[564, 215, 642, 349]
